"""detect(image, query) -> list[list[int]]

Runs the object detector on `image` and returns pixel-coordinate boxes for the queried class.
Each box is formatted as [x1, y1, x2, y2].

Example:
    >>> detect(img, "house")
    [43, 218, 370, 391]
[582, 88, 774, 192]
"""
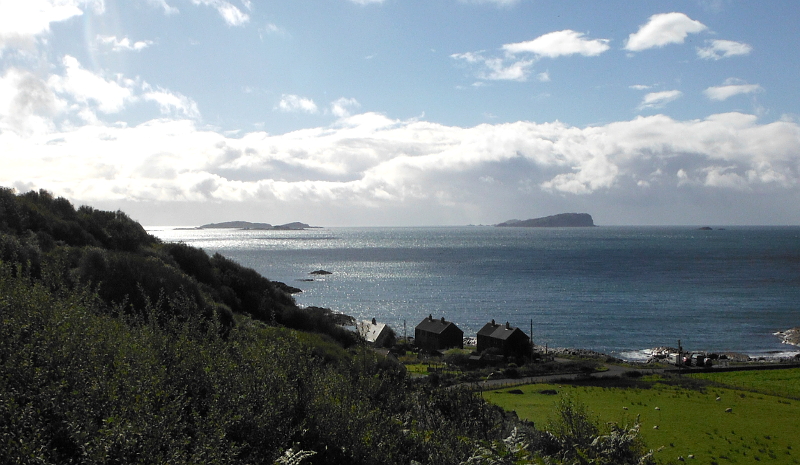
[414, 314, 463, 352]
[357, 318, 395, 348]
[476, 320, 530, 358]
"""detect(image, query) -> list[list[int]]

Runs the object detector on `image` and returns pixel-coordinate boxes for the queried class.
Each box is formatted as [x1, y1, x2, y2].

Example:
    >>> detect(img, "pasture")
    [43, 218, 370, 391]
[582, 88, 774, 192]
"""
[483, 369, 800, 465]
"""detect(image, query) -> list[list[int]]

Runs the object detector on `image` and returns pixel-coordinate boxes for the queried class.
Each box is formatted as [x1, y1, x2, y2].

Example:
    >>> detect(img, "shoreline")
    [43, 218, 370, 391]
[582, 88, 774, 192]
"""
[453, 334, 800, 364]
[459, 340, 800, 364]
[774, 327, 800, 346]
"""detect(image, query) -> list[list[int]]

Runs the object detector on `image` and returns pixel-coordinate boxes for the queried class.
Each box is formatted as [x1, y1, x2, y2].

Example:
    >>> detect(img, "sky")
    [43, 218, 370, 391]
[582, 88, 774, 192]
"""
[1, 0, 799, 227]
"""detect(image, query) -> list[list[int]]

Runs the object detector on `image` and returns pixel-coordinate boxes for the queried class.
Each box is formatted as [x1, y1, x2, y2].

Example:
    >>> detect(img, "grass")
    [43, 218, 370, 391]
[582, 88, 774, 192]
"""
[483, 372, 800, 465]
[689, 367, 800, 400]
[403, 362, 461, 376]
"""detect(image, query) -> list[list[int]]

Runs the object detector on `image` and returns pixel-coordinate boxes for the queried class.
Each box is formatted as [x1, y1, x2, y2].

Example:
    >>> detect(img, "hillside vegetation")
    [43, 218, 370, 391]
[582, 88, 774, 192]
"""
[0, 188, 656, 464]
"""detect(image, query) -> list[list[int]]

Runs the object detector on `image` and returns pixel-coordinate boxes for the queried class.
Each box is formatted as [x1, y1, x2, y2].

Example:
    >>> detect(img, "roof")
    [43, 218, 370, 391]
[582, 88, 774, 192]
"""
[478, 321, 527, 341]
[357, 319, 388, 343]
[477, 321, 500, 337]
[415, 315, 461, 335]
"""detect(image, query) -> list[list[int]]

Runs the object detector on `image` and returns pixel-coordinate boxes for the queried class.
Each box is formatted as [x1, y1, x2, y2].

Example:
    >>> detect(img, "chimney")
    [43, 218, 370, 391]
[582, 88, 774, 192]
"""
[491, 319, 495, 325]
[441, 316, 445, 323]
[372, 318, 377, 325]
[506, 321, 510, 329]
[428, 314, 433, 321]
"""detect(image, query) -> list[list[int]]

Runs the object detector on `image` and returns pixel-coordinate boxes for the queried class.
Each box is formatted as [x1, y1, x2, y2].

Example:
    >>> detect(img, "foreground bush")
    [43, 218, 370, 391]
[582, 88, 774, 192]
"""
[0, 264, 526, 464]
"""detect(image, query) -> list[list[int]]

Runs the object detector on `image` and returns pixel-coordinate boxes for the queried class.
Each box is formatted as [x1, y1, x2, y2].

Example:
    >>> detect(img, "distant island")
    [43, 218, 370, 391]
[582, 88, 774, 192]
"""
[199, 221, 317, 230]
[496, 213, 595, 228]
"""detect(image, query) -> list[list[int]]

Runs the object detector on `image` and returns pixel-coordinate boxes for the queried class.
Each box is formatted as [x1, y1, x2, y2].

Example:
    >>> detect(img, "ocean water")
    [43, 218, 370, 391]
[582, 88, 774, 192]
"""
[148, 226, 800, 360]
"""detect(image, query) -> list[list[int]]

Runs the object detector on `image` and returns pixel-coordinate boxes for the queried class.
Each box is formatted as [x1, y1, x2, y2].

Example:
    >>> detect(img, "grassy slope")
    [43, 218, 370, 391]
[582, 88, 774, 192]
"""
[484, 371, 800, 465]
[689, 368, 800, 399]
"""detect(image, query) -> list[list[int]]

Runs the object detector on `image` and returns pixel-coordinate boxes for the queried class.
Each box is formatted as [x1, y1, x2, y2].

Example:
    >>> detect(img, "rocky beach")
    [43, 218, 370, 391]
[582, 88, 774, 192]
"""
[775, 327, 800, 346]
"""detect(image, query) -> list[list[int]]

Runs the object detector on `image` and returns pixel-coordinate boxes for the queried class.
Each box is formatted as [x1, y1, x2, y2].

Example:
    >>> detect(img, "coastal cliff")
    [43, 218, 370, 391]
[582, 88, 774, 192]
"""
[497, 213, 595, 228]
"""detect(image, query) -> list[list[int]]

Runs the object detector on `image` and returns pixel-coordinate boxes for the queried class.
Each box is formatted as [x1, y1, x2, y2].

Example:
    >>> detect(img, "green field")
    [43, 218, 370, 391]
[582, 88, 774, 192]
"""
[483, 370, 800, 465]
[689, 368, 800, 399]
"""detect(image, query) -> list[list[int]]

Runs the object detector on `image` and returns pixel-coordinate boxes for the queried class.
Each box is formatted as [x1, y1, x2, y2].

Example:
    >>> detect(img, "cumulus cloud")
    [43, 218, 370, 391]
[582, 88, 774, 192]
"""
[4, 105, 800, 224]
[704, 79, 763, 101]
[0, 0, 103, 51]
[97, 35, 154, 52]
[625, 12, 707, 52]
[451, 51, 533, 81]
[454, 30, 608, 83]
[190, 0, 249, 26]
[697, 39, 752, 60]
[277, 94, 319, 113]
[0, 68, 62, 135]
[331, 97, 360, 118]
[502, 30, 610, 58]
[143, 87, 201, 118]
[638, 90, 682, 110]
[48, 55, 136, 114]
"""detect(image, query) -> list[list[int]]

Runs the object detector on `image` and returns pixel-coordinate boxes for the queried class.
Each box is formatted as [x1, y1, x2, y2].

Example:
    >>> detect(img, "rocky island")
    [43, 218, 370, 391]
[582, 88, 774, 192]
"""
[199, 221, 317, 230]
[496, 213, 595, 228]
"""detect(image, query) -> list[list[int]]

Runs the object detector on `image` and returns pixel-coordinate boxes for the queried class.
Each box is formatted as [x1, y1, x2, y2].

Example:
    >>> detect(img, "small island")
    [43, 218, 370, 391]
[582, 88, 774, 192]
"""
[199, 221, 317, 230]
[496, 213, 595, 228]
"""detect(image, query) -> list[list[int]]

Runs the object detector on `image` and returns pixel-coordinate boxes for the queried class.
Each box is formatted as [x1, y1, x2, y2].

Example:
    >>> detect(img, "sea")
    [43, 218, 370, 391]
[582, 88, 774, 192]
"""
[147, 225, 800, 362]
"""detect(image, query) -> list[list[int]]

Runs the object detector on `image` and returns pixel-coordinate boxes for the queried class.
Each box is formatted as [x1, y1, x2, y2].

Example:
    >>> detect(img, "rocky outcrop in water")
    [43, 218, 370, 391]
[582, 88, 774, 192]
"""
[775, 327, 800, 346]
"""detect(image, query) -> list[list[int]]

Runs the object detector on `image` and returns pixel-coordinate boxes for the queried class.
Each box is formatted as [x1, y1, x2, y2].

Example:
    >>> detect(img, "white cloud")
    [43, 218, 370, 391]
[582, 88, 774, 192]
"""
[4, 107, 800, 223]
[630, 84, 652, 90]
[97, 35, 154, 52]
[454, 30, 608, 83]
[0, 68, 62, 135]
[146, 0, 179, 15]
[143, 87, 201, 118]
[451, 52, 533, 82]
[277, 94, 319, 114]
[48, 56, 136, 114]
[331, 97, 360, 118]
[503, 30, 610, 58]
[697, 39, 752, 60]
[0, 0, 103, 51]
[638, 90, 682, 109]
[625, 12, 707, 52]
[190, 0, 249, 26]
[259, 23, 285, 37]
[704, 79, 763, 101]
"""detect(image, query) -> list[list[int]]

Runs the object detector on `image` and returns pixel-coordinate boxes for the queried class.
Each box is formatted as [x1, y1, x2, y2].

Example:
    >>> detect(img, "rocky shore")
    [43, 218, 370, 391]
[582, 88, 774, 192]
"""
[774, 327, 800, 346]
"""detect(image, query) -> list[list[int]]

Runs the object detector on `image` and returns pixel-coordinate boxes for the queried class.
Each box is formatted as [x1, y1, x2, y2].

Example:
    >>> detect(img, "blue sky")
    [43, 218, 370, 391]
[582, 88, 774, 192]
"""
[1, 0, 799, 226]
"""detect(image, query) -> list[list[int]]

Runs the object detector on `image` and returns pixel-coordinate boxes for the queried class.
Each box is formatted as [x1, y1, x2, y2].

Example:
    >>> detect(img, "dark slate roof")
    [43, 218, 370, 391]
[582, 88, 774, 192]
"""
[479, 322, 528, 341]
[477, 322, 500, 337]
[416, 315, 461, 334]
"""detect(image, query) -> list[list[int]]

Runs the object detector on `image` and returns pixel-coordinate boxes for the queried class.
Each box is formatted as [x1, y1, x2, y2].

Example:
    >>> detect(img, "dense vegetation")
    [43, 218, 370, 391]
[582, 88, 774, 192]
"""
[0, 188, 656, 464]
